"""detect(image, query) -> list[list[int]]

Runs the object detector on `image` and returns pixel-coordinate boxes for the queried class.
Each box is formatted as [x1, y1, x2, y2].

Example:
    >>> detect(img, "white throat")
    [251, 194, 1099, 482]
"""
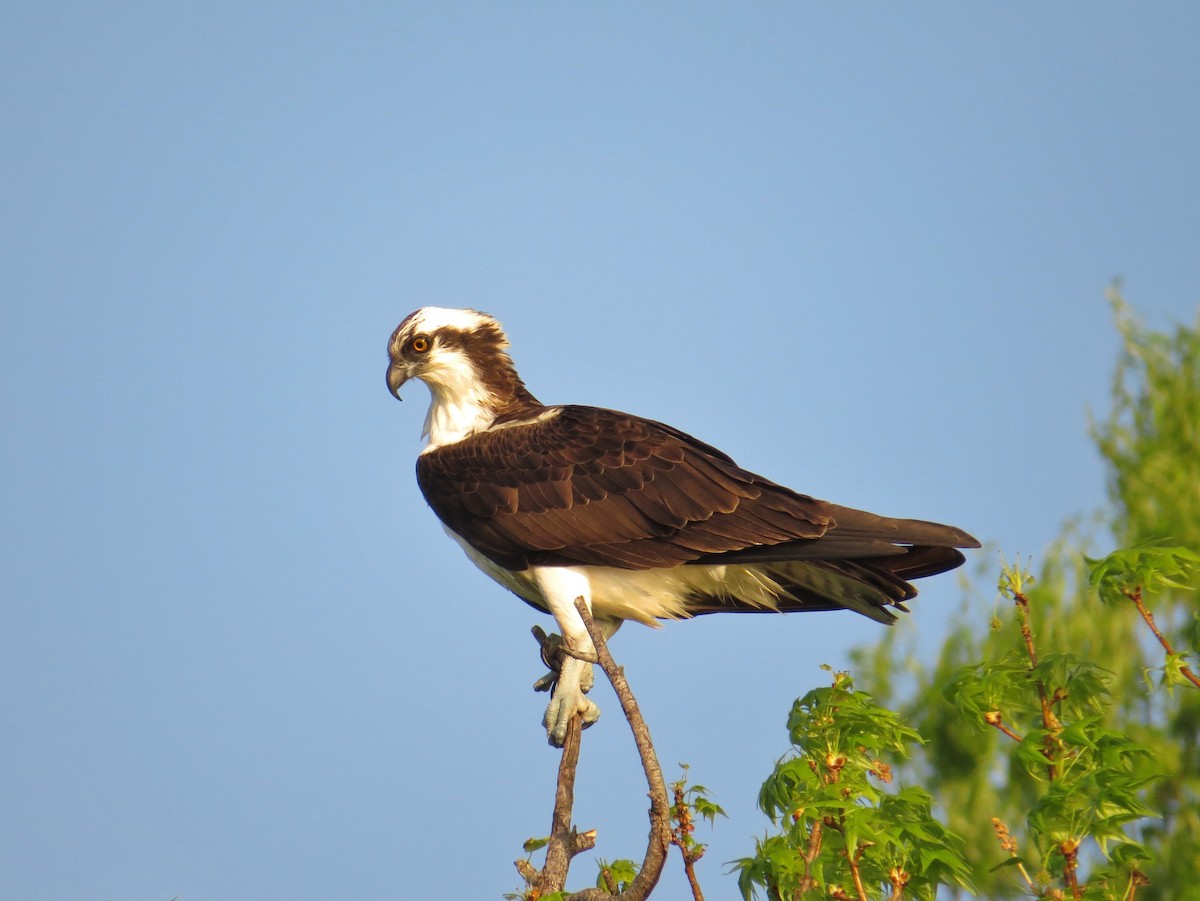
[418, 351, 497, 451]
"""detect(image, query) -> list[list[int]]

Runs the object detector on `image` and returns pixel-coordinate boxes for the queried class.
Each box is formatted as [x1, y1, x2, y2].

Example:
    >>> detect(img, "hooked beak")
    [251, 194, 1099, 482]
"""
[386, 360, 409, 401]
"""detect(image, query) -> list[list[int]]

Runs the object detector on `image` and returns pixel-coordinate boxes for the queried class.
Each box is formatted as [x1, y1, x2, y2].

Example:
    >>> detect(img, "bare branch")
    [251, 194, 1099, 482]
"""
[521, 629, 596, 898]
[678, 855, 704, 901]
[567, 597, 672, 901]
[522, 602, 671, 900]
[529, 715, 597, 896]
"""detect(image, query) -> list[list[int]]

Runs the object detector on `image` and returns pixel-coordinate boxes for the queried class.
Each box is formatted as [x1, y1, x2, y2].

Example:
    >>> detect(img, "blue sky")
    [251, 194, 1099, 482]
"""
[3, 3, 1199, 899]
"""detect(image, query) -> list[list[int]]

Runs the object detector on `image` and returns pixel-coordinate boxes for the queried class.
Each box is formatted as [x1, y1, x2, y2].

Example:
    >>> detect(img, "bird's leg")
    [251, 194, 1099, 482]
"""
[534, 616, 599, 746]
[530, 571, 624, 746]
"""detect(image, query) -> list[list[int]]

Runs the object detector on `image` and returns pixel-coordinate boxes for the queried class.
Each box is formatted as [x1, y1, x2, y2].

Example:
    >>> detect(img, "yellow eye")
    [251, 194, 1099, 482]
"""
[410, 334, 431, 353]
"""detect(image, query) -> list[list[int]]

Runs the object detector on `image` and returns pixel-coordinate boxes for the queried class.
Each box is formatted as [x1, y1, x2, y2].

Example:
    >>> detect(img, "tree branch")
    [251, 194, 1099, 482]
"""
[1128, 587, 1200, 689]
[529, 713, 597, 896]
[991, 818, 1036, 896]
[670, 779, 706, 901]
[800, 819, 824, 893]
[1013, 589, 1060, 780]
[1061, 838, 1083, 901]
[983, 710, 1024, 743]
[847, 847, 870, 901]
[568, 597, 672, 901]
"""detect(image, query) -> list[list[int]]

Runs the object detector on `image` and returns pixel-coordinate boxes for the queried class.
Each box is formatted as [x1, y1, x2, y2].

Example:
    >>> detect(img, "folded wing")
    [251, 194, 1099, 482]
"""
[416, 406, 979, 592]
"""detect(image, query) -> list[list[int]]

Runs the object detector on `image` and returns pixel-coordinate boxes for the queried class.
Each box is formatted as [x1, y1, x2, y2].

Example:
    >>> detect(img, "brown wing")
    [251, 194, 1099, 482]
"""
[416, 405, 978, 573]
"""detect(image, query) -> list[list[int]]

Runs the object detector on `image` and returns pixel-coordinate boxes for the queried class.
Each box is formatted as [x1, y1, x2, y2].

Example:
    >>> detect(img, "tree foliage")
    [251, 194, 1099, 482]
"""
[734, 668, 974, 900]
[834, 291, 1200, 899]
[509, 292, 1198, 900]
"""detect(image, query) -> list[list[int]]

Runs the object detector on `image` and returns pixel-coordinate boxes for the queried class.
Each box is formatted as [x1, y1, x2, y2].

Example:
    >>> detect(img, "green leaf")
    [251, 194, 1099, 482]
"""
[595, 857, 638, 891]
[1088, 545, 1200, 606]
[693, 797, 727, 824]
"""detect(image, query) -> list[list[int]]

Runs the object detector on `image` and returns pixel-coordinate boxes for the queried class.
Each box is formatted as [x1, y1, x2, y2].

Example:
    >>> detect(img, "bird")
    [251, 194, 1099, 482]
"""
[386, 307, 979, 746]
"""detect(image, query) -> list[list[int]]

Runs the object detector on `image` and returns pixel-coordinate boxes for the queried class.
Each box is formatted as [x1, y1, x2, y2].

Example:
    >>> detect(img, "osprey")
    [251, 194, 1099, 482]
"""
[386, 307, 978, 746]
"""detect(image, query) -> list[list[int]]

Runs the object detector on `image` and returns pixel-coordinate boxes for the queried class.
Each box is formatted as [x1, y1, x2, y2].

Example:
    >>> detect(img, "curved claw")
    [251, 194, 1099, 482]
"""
[542, 655, 600, 746]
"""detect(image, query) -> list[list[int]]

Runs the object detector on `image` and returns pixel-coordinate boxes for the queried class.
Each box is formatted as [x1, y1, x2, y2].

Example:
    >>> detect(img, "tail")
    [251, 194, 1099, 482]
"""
[685, 507, 978, 623]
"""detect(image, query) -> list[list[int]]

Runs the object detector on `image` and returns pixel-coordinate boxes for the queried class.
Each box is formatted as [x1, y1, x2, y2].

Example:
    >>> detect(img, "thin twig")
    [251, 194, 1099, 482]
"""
[800, 819, 824, 893]
[847, 848, 870, 901]
[1123, 868, 1150, 901]
[1061, 838, 1083, 901]
[983, 710, 1024, 743]
[670, 780, 706, 901]
[1013, 590, 1060, 779]
[991, 818, 1037, 896]
[679, 854, 704, 901]
[1128, 587, 1200, 689]
[822, 812, 869, 901]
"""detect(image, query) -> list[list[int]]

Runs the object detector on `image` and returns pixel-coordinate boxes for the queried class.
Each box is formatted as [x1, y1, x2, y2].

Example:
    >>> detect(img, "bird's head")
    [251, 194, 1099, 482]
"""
[385, 307, 508, 401]
[386, 307, 540, 444]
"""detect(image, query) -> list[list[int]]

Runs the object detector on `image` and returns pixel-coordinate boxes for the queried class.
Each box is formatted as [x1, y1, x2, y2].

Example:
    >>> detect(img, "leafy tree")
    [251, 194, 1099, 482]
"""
[509, 292, 1198, 900]
[734, 668, 974, 900]
[840, 290, 1200, 898]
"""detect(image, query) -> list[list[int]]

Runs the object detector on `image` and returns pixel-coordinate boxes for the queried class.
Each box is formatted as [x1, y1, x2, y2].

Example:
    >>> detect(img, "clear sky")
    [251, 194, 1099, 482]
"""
[3, 3, 1199, 899]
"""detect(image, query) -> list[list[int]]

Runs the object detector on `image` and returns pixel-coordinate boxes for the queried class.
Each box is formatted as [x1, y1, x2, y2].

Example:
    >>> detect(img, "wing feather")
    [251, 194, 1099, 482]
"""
[416, 405, 977, 574]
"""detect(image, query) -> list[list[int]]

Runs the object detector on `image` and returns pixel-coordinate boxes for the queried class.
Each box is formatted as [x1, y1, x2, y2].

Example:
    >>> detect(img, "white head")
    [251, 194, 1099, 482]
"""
[386, 307, 538, 449]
